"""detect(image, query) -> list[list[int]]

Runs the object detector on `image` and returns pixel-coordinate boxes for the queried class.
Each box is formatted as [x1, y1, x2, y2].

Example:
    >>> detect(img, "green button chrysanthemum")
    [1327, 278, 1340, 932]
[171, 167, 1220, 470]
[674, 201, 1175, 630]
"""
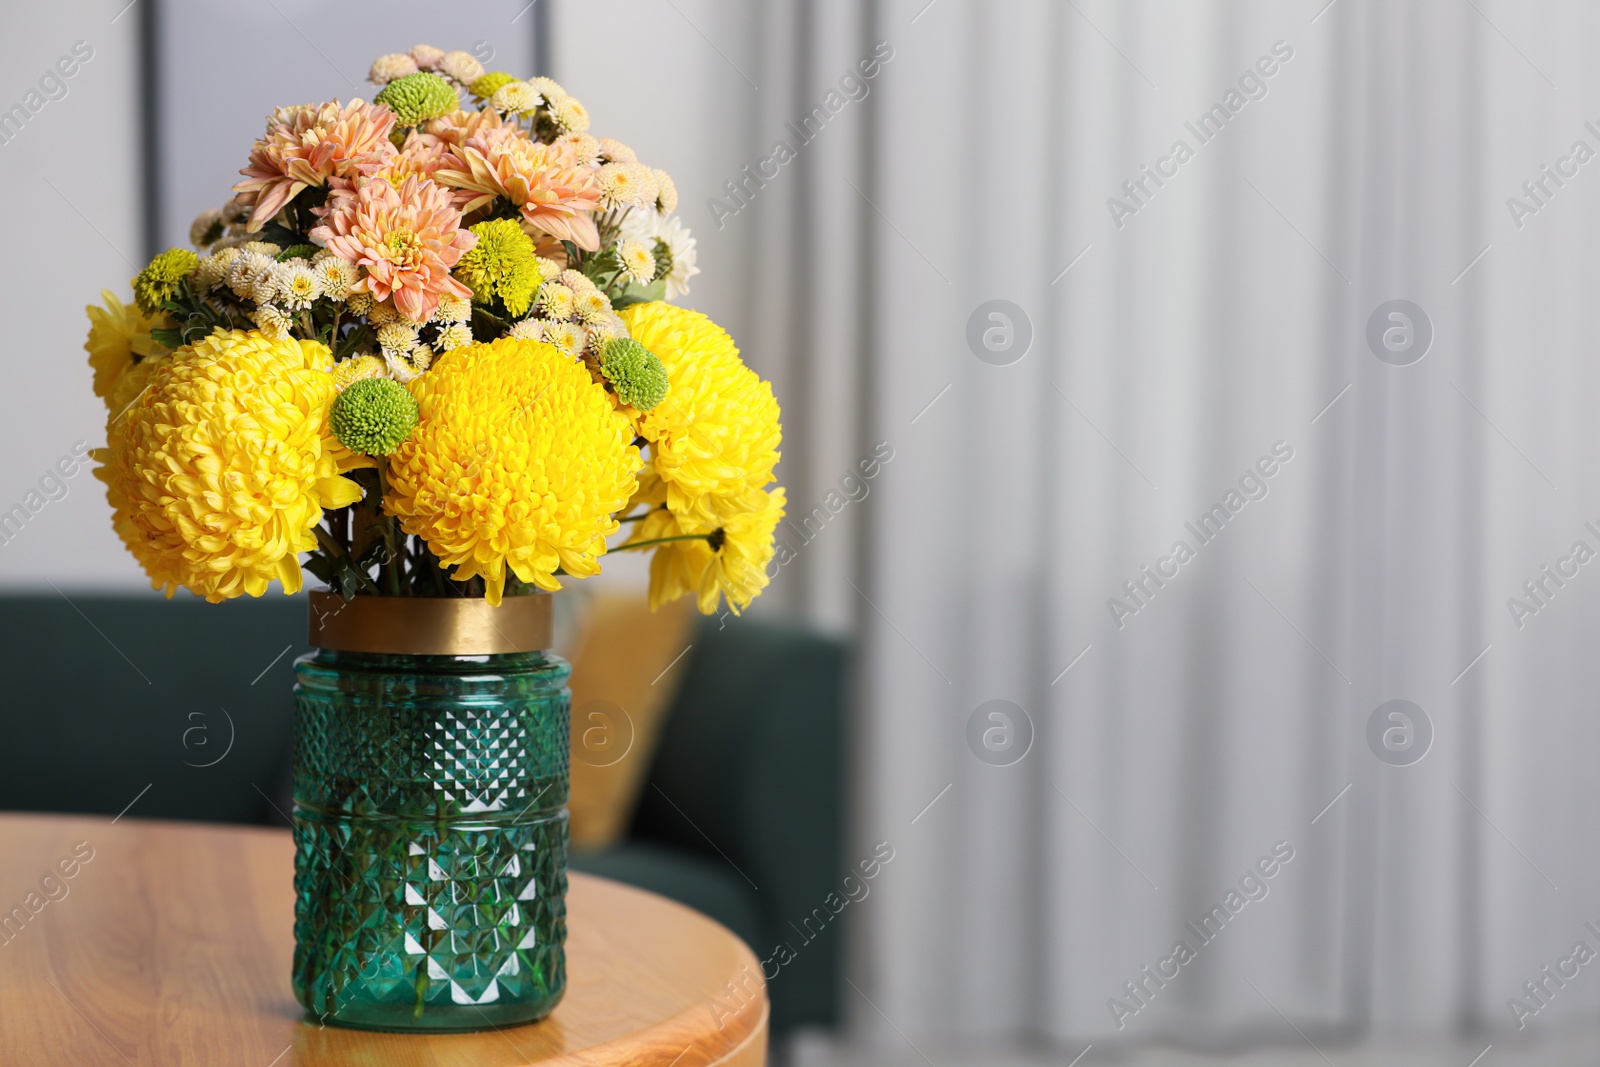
[599, 337, 669, 411]
[132, 248, 199, 315]
[454, 218, 542, 317]
[374, 72, 458, 126]
[329, 377, 420, 456]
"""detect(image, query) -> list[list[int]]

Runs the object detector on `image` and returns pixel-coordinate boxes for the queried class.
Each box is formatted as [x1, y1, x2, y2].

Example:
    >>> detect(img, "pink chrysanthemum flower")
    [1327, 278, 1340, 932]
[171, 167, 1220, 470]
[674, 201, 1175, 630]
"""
[421, 107, 506, 147]
[309, 175, 477, 324]
[435, 127, 603, 250]
[233, 100, 397, 230]
[321, 131, 460, 215]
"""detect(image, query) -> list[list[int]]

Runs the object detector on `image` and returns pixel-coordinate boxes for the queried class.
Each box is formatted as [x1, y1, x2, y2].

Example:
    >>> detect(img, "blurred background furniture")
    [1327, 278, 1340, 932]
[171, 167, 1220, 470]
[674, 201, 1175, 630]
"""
[0, 594, 844, 1035]
[0, 813, 768, 1065]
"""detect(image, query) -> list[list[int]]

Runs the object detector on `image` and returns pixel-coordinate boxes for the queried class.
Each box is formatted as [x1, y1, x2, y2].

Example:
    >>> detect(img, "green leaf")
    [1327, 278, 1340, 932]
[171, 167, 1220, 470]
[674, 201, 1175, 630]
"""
[257, 219, 303, 249]
[150, 327, 185, 349]
[612, 279, 665, 310]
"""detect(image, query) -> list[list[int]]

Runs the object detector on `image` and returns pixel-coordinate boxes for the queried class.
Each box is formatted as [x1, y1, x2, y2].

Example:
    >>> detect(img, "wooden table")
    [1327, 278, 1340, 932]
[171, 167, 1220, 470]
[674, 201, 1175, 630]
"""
[0, 814, 767, 1066]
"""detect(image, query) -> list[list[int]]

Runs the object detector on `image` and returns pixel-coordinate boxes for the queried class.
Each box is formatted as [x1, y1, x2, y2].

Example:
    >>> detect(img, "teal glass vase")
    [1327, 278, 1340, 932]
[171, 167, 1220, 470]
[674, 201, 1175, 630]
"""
[290, 644, 570, 1032]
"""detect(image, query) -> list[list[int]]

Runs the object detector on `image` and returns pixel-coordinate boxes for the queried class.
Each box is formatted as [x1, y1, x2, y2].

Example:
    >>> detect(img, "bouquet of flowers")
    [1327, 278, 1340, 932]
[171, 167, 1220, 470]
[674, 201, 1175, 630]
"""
[84, 45, 784, 613]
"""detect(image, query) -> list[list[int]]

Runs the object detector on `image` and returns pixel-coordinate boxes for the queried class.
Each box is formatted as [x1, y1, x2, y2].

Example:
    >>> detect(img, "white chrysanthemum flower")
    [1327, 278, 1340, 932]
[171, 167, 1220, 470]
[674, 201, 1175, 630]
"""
[369, 53, 418, 85]
[434, 293, 471, 323]
[530, 76, 569, 103]
[507, 319, 544, 341]
[536, 282, 575, 320]
[251, 305, 292, 340]
[241, 240, 282, 257]
[490, 80, 542, 115]
[409, 44, 444, 69]
[543, 321, 586, 356]
[596, 162, 652, 210]
[435, 323, 474, 351]
[194, 246, 240, 291]
[597, 137, 637, 164]
[557, 269, 595, 293]
[437, 50, 485, 85]
[573, 287, 613, 326]
[558, 133, 601, 166]
[549, 96, 589, 133]
[376, 321, 419, 354]
[652, 168, 678, 214]
[345, 290, 375, 315]
[535, 257, 565, 283]
[584, 314, 626, 350]
[367, 300, 400, 326]
[189, 208, 223, 249]
[314, 257, 358, 302]
[384, 344, 432, 383]
[274, 261, 322, 310]
[227, 250, 275, 301]
[250, 269, 282, 305]
[616, 239, 656, 285]
[618, 210, 699, 299]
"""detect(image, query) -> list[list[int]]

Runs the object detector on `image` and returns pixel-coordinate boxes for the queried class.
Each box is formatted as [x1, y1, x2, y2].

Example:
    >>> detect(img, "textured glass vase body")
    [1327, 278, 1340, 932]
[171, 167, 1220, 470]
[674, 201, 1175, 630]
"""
[291, 648, 570, 1032]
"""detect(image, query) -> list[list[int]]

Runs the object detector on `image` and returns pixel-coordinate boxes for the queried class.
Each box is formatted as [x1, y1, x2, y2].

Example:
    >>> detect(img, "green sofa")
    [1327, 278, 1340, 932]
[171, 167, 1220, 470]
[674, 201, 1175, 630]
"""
[0, 594, 844, 1033]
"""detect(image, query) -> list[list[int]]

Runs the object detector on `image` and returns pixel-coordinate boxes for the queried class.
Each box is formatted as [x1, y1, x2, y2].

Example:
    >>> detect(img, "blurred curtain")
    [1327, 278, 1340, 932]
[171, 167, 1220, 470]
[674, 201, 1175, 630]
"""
[559, 0, 1600, 1050]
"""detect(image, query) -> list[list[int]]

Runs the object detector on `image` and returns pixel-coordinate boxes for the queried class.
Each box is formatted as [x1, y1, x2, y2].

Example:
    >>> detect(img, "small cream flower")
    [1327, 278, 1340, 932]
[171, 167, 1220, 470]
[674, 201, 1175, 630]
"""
[436, 323, 474, 350]
[195, 246, 240, 290]
[549, 96, 590, 133]
[585, 315, 626, 350]
[652, 168, 678, 214]
[384, 343, 432, 383]
[573, 287, 613, 325]
[437, 50, 485, 85]
[434, 293, 472, 323]
[369, 53, 419, 85]
[409, 44, 445, 69]
[345, 290, 375, 315]
[241, 240, 282, 257]
[490, 80, 542, 115]
[542, 321, 586, 356]
[558, 269, 595, 292]
[616, 239, 656, 285]
[597, 138, 637, 164]
[275, 261, 322, 310]
[227, 250, 275, 300]
[377, 321, 420, 354]
[531, 76, 569, 103]
[596, 162, 656, 209]
[536, 282, 575, 320]
[536, 257, 565, 282]
[314, 257, 359, 301]
[367, 300, 400, 326]
[251, 305, 292, 340]
[508, 319, 543, 341]
[333, 353, 389, 388]
[190, 208, 224, 248]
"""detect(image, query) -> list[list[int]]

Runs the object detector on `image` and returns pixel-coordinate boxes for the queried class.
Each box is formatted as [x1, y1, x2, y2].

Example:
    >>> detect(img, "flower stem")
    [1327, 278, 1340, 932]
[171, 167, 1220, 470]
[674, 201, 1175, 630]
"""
[314, 525, 380, 595]
[611, 533, 713, 552]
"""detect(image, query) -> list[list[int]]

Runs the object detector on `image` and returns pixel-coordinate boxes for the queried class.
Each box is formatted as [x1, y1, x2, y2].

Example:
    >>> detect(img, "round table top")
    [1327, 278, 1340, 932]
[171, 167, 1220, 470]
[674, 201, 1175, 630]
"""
[0, 813, 767, 1066]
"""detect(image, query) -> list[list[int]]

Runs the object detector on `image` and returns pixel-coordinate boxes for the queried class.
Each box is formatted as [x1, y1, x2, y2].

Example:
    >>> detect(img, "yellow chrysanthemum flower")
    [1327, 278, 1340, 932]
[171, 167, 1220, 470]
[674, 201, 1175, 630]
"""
[617, 302, 780, 524]
[95, 329, 366, 603]
[385, 337, 641, 604]
[626, 481, 786, 615]
[618, 302, 781, 524]
[84, 290, 169, 421]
